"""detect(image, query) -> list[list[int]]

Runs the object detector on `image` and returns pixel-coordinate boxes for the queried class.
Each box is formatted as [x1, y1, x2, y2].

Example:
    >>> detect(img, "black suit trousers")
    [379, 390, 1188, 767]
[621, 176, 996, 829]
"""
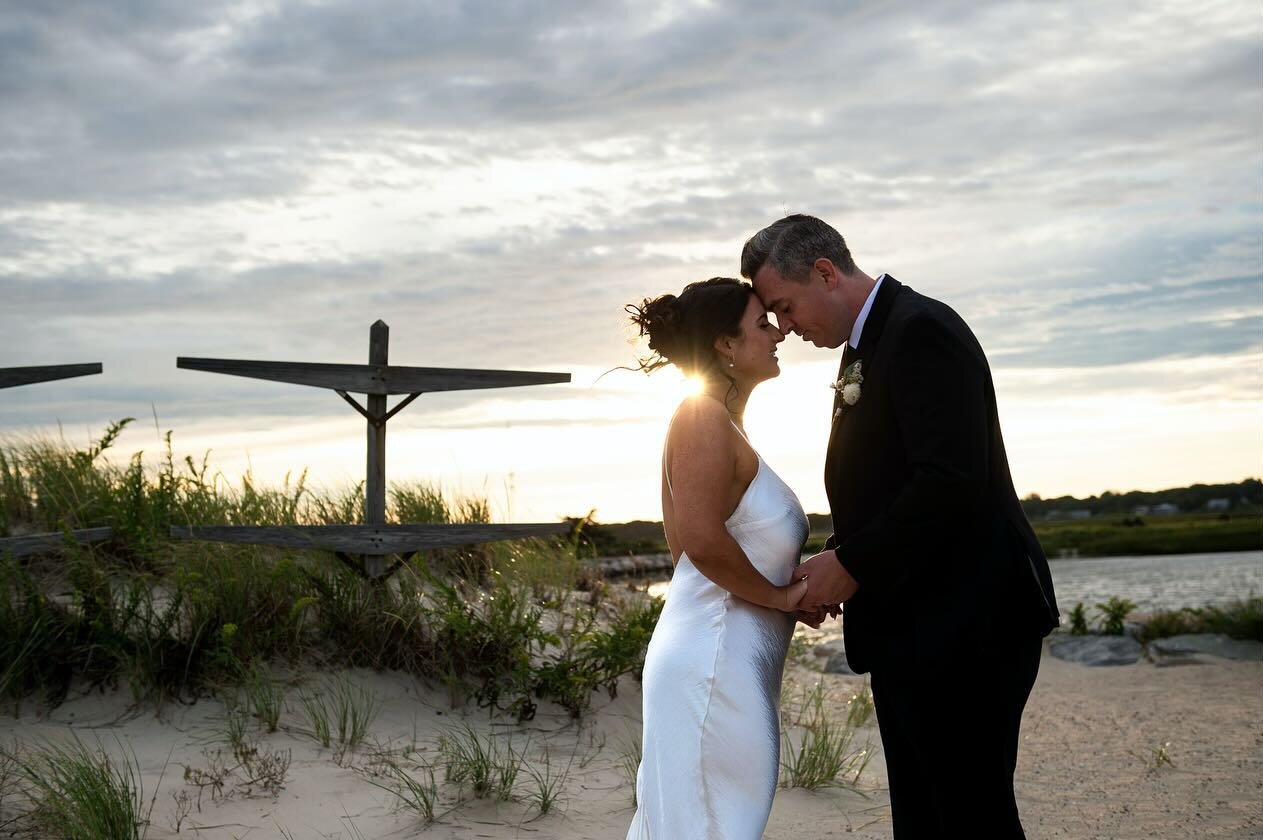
[869, 635, 1043, 839]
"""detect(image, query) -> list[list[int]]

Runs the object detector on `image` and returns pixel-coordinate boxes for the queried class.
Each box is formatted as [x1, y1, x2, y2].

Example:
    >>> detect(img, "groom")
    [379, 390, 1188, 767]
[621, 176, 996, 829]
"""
[742, 215, 1060, 838]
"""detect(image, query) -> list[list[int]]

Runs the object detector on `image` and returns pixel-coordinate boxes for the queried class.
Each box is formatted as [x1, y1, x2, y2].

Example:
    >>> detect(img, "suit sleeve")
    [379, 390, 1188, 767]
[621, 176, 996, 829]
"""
[836, 312, 989, 594]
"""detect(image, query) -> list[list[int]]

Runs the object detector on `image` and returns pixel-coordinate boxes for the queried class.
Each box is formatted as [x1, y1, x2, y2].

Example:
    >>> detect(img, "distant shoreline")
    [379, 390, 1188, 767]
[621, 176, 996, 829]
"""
[583, 511, 1262, 565]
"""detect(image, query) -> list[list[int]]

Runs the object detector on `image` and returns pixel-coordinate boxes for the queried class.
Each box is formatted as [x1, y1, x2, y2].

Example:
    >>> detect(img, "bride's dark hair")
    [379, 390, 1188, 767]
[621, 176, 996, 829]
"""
[626, 277, 753, 382]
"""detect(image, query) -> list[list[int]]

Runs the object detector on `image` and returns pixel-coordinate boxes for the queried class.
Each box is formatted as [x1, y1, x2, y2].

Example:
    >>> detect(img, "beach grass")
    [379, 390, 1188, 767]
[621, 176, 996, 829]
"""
[0, 422, 658, 724]
[523, 746, 573, 816]
[439, 723, 523, 802]
[780, 680, 873, 790]
[369, 759, 440, 824]
[616, 732, 642, 807]
[7, 736, 154, 840]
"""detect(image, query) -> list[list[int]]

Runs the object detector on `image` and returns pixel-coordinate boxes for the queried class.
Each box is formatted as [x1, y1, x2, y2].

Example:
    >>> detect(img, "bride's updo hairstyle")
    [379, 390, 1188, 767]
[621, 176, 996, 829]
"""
[626, 277, 753, 380]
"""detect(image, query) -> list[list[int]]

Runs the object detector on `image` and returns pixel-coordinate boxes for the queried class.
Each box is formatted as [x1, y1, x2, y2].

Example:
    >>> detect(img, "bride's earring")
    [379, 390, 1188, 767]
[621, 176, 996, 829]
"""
[727, 357, 735, 369]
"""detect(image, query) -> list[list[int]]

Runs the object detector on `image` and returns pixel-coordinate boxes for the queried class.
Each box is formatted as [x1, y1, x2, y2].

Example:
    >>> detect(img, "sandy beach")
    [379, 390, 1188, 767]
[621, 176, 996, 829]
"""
[1, 636, 1259, 840]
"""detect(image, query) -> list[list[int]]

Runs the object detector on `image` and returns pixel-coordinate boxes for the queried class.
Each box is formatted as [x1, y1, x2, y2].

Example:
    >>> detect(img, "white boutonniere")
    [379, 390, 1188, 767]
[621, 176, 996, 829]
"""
[830, 360, 863, 421]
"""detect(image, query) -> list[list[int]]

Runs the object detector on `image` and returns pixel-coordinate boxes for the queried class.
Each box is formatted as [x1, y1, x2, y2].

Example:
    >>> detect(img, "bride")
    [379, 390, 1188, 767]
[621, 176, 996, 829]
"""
[625, 277, 820, 839]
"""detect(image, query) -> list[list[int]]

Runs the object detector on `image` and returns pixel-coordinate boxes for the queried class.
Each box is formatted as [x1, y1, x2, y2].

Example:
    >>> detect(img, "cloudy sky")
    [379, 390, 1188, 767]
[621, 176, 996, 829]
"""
[2, 0, 1259, 523]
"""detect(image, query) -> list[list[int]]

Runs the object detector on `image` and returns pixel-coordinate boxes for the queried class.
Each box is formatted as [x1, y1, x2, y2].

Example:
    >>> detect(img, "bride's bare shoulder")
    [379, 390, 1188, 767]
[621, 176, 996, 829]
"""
[666, 394, 731, 447]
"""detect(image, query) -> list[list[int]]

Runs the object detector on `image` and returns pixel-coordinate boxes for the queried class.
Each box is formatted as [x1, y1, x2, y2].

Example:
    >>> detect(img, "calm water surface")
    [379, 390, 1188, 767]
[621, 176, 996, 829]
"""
[1045, 550, 1262, 614]
[647, 550, 1263, 616]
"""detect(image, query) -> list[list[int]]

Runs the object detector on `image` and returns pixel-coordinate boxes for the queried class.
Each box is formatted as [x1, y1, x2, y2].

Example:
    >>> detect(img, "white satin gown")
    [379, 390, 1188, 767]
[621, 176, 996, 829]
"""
[627, 446, 810, 839]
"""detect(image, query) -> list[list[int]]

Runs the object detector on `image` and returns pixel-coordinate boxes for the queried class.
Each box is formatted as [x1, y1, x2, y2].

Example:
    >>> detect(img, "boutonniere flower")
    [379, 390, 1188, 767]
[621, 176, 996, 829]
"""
[830, 360, 863, 420]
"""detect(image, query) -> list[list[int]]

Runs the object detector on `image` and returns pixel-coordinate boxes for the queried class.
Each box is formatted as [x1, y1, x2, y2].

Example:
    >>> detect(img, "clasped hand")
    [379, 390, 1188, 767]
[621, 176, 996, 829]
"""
[789, 548, 859, 627]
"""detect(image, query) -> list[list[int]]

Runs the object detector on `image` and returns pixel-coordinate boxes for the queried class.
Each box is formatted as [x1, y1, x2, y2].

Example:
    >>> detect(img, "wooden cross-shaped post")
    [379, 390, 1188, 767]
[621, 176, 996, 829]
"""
[173, 321, 572, 578]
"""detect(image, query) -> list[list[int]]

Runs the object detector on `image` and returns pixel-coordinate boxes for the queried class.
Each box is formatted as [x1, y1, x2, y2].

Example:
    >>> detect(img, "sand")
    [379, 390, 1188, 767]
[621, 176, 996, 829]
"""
[0, 637, 1259, 839]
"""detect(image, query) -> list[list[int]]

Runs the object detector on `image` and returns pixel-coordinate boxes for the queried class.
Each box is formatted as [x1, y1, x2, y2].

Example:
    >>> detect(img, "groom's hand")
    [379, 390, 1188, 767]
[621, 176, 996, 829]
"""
[793, 606, 828, 629]
[792, 550, 860, 607]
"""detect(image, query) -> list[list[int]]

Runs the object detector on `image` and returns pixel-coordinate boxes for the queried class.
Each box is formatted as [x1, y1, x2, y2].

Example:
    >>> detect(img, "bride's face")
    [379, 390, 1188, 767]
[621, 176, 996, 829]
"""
[717, 295, 785, 384]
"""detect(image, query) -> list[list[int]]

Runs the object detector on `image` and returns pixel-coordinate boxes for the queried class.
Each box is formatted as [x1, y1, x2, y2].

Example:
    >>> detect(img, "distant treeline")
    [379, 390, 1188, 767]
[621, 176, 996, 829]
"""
[576, 478, 1263, 558]
[1018, 478, 1262, 518]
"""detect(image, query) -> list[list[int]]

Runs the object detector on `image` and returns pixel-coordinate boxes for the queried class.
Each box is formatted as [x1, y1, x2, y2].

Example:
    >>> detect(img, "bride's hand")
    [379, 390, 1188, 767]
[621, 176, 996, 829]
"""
[777, 578, 810, 612]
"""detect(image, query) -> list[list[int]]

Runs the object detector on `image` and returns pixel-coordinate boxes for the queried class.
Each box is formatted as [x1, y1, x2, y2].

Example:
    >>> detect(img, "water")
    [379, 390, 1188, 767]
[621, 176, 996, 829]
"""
[646, 550, 1263, 616]
[1047, 550, 1262, 615]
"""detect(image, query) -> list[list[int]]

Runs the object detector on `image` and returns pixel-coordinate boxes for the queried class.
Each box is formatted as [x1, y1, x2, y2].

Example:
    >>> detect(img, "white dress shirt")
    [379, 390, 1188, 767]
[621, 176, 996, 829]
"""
[848, 273, 887, 349]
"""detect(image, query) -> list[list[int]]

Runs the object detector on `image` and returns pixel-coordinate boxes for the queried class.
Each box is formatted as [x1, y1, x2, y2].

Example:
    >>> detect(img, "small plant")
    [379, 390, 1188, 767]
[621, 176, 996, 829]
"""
[299, 674, 379, 760]
[1068, 602, 1090, 635]
[169, 789, 192, 832]
[1142, 741, 1175, 770]
[221, 698, 257, 764]
[12, 736, 154, 840]
[616, 732, 642, 807]
[439, 723, 522, 801]
[182, 749, 233, 809]
[787, 634, 812, 666]
[524, 746, 573, 816]
[1096, 596, 1137, 636]
[845, 682, 874, 729]
[577, 727, 606, 770]
[243, 665, 284, 733]
[780, 681, 872, 790]
[239, 747, 291, 797]
[366, 760, 439, 825]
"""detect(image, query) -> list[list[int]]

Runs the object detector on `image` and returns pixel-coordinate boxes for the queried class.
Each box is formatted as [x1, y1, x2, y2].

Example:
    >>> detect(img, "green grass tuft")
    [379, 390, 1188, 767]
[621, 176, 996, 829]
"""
[8, 736, 154, 840]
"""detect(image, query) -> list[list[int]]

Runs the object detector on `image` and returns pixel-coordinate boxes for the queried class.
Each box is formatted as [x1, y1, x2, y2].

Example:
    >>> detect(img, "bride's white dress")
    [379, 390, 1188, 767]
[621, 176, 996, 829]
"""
[627, 446, 809, 839]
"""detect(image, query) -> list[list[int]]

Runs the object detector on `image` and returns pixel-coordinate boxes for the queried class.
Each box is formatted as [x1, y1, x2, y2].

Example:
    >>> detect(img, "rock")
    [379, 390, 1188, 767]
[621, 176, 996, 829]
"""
[823, 651, 857, 675]
[811, 640, 846, 659]
[1049, 635, 1143, 666]
[1148, 634, 1263, 663]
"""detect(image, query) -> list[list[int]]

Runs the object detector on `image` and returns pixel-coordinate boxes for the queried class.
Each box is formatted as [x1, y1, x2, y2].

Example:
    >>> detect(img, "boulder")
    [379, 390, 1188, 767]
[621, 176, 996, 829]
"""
[823, 651, 857, 675]
[1049, 635, 1143, 666]
[1147, 634, 1263, 663]
[811, 640, 846, 659]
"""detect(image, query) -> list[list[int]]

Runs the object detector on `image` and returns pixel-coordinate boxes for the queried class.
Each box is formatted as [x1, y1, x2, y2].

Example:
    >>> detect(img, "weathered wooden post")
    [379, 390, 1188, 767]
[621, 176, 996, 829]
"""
[365, 321, 388, 577]
[172, 322, 571, 578]
[0, 363, 113, 557]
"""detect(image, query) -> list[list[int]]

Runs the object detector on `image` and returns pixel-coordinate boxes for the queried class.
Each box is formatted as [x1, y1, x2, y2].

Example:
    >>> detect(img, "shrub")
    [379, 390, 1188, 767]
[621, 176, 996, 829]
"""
[1096, 596, 1136, 636]
[1068, 602, 1090, 635]
[1136, 596, 1263, 644]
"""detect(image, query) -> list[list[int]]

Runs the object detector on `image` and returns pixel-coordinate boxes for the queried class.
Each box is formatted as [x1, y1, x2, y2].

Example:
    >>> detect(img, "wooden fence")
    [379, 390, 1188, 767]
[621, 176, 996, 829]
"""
[0, 363, 114, 557]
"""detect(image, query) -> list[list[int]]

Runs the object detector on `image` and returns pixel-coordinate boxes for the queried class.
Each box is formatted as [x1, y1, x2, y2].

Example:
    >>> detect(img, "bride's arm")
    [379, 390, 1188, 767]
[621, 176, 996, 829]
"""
[666, 398, 807, 612]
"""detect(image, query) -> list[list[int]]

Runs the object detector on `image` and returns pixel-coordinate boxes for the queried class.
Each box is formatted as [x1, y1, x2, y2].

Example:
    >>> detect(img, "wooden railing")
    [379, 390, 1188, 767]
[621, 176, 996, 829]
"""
[0, 363, 114, 558]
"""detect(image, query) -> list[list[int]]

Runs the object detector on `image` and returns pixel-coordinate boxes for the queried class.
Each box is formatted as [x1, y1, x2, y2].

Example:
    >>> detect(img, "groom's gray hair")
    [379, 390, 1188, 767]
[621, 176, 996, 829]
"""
[740, 214, 856, 282]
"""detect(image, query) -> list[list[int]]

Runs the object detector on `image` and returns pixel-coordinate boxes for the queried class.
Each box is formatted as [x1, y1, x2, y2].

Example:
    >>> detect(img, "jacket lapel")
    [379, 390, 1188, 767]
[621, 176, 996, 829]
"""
[831, 276, 902, 430]
[855, 275, 901, 357]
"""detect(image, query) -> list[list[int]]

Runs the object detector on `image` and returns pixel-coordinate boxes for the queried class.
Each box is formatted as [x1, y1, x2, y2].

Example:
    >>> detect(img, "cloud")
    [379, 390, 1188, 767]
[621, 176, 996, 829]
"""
[1, 0, 1259, 463]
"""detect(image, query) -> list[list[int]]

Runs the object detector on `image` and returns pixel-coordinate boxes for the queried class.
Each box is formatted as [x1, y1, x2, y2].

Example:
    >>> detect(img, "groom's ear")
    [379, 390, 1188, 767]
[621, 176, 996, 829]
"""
[815, 258, 840, 290]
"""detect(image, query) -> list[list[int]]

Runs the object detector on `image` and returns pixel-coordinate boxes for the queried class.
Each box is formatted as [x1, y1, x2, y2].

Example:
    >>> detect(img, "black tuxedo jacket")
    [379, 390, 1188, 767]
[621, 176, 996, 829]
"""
[824, 277, 1060, 675]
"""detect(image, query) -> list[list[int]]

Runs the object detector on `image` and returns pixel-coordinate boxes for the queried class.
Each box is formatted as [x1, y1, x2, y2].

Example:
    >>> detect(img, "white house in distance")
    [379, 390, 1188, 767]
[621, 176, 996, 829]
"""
[1152, 503, 1180, 515]
[1206, 498, 1230, 512]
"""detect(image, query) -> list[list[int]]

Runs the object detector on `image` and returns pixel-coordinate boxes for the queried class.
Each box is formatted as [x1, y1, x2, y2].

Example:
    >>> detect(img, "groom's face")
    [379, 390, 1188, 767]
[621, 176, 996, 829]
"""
[752, 264, 846, 349]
